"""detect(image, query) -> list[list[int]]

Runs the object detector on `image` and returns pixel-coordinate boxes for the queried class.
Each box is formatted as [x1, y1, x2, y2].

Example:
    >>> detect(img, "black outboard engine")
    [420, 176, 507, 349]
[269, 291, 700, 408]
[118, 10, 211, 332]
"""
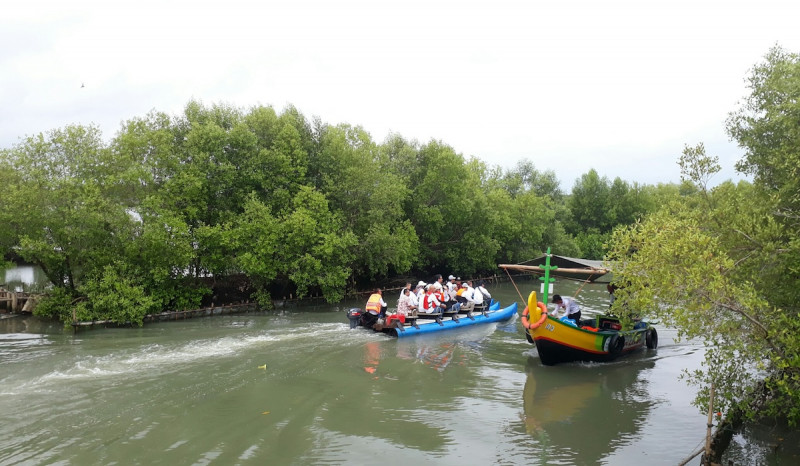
[347, 308, 363, 329]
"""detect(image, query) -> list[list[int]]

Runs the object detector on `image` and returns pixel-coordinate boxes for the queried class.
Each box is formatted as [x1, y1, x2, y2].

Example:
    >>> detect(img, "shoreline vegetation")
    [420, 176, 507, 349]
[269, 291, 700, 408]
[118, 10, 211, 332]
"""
[2, 45, 799, 463]
[0, 102, 665, 328]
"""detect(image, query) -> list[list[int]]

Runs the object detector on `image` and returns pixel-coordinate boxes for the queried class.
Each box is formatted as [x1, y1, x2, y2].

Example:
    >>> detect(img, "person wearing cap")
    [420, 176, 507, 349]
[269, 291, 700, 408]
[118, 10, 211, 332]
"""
[456, 281, 475, 312]
[415, 281, 426, 303]
[421, 284, 445, 316]
[551, 294, 581, 324]
[446, 275, 456, 292]
[436, 282, 461, 314]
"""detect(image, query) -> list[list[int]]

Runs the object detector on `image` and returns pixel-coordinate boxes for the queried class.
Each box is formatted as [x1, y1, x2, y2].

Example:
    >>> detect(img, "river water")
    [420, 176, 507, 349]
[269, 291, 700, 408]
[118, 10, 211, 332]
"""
[0, 278, 794, 465]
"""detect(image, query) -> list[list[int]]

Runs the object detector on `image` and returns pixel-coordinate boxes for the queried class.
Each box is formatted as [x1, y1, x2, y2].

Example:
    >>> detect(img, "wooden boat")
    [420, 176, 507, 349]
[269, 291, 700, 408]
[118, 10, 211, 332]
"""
[520, 290, 656, 365]
[346, 300, 518, 338]
[501, 248, 657, 365]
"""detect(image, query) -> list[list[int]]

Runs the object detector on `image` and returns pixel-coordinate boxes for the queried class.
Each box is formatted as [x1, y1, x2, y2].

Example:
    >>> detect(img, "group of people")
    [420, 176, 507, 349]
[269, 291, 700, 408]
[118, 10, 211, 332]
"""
[363, 275, 607, 328]
[365, 274, 493, 325]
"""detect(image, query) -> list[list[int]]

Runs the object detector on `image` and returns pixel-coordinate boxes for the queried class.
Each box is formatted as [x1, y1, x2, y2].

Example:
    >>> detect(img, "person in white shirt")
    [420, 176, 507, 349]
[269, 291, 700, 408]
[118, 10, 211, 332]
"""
[415, 281, 426, 303]
[399, 282, 412, 301]
[551, 294, 581, 323]
[445, 275, 456, 293]
[407, 284, 419, 310]
[456, 281, 475, 311]
[397, 288, 413, 317]
[473, 280, 490, 307]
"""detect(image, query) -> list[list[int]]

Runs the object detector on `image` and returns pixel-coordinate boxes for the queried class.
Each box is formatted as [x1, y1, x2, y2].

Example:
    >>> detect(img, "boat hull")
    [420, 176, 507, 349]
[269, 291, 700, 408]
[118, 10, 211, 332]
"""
[532, 325, 647, 365]
[522, 291, 654, 365]
[349, 301, 517, 338]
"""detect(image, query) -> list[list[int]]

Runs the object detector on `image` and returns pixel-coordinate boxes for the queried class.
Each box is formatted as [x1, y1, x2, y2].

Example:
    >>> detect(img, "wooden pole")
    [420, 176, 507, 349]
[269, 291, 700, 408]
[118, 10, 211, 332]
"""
[498, 264, 609, 275]
[704, 383, 715, 463]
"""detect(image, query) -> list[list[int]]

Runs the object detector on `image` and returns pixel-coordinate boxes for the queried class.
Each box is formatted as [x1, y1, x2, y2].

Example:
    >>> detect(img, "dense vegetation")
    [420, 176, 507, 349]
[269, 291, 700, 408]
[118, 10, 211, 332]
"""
[1, 41, 797, 429]
[607, 46, 800, 425]
[0, 101, 666, 325]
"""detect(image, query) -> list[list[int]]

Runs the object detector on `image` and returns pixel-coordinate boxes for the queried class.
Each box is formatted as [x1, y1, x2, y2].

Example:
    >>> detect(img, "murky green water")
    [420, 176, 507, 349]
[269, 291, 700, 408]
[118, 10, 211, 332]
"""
[1, 279, 790, 465]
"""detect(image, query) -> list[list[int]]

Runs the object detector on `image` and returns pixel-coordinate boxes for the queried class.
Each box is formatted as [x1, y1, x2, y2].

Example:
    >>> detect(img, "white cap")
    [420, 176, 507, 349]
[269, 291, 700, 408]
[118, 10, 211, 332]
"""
[417, 281, 426, 288]
[448, 275, 455, 280]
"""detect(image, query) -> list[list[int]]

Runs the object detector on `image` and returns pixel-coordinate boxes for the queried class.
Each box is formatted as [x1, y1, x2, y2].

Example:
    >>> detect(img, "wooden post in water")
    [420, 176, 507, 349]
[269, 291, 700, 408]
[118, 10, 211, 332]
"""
[704, 383, 715, 464]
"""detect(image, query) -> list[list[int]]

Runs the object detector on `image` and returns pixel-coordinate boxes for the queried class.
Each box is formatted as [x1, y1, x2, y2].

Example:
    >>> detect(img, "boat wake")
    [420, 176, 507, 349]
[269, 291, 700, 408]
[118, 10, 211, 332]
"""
[8, 322, 373, 392]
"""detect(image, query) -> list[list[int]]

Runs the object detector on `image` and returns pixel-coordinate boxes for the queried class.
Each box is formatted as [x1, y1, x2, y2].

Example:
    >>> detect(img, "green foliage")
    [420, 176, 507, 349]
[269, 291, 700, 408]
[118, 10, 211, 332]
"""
[0, 100, 665, 323]
[607, 45, 800, 425]
[74, 263, 158, 326]
[32, 286, 77, 324]
[277, 187, 357, 302]
[566, 169, 657, 258]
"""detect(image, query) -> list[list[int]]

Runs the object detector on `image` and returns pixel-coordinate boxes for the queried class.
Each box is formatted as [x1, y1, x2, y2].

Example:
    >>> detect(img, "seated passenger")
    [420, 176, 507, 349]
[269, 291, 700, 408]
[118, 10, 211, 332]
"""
[445, 275, 457, 293]
[394, 288, 414, 324]
[365, 288, 387, 317]
[456, 281, 475, 311]
[436, 282, 460, 313]
[420, 285, 445, 315]
[399, 282, 412, 301]
[473, 280, 491, 309]
[415, 281, 427, 303]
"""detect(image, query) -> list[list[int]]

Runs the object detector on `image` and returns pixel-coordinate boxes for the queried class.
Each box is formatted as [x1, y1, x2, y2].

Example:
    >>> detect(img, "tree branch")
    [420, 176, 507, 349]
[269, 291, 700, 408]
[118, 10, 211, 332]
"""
[713, 299, 785, 359]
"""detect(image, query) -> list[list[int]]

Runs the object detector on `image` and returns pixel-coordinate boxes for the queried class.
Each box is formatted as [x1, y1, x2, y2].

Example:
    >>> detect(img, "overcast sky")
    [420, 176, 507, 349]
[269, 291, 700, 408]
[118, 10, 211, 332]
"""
[3, 0, 799, 189]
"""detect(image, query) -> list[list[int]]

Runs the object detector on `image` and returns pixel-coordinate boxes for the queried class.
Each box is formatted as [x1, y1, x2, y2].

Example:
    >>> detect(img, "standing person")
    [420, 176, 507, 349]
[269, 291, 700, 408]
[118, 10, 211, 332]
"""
[551, 294, 581, 324]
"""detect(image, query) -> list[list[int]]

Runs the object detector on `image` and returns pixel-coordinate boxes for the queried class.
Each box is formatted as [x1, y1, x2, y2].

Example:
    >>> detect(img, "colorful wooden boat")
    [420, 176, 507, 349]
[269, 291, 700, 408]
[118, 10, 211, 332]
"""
[501, 248, 657, 365]
[346, 300, 517, 338]
[520, 290, 656, 365]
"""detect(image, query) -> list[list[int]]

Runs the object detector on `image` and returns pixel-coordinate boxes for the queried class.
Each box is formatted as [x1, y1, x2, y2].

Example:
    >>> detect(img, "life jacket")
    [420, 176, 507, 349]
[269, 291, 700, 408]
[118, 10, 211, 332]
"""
[423, 293, 437, 310]
[456, 288, 465, 297]
[365, 293, 382, 313]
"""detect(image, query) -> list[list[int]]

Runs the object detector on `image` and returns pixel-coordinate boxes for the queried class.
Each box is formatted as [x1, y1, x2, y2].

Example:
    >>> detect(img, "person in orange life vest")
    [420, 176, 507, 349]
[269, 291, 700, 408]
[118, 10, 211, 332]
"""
[456, 281, 475, 311]
[421, 285, 445, 315]
[365, 288, 387, 317]
[435, 282, 460, 313]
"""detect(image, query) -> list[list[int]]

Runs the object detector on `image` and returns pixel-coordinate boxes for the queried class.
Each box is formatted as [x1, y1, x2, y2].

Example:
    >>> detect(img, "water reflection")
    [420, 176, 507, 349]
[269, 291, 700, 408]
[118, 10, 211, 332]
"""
[521, 355, 656, 463]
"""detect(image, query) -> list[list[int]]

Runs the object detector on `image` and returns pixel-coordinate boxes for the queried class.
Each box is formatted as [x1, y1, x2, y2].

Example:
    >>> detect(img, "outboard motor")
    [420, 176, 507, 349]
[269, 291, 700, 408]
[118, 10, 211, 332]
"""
[347, 308, 363, 329]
